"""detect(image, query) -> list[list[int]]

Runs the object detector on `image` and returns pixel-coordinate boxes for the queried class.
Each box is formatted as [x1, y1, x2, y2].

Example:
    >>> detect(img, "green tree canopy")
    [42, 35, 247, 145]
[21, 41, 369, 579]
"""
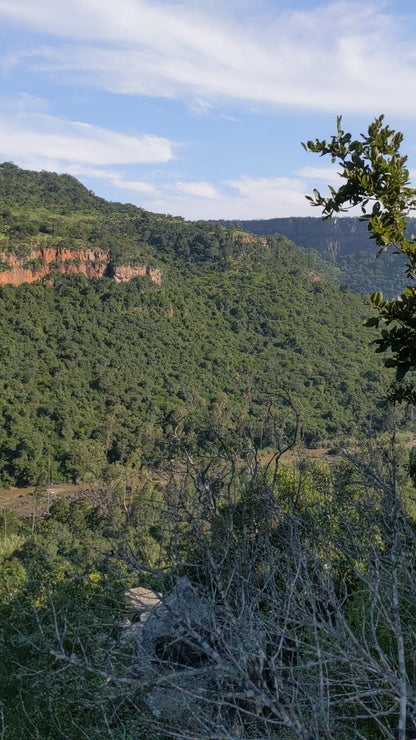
[303, 115, 416, 384]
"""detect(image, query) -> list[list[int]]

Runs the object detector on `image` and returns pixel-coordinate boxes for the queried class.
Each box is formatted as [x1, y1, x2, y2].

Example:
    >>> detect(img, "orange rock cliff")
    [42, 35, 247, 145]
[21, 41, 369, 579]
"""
[0, 248, 162, 286]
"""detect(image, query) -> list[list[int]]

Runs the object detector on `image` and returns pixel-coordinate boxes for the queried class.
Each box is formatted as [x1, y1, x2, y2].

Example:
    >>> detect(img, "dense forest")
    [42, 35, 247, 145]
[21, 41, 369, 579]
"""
[216, 215, 416, 298]
[0, 162, 236, 265]
[1, 154, 416, 740]
[0, 163, 391, 485]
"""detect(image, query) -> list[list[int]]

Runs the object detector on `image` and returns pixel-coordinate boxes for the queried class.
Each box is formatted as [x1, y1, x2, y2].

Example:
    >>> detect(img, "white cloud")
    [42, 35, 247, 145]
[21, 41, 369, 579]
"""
[175, 180, 219, 199]
[0, 112, 174, 172]
[226, 175, 305, 197]
[109, 177, 156, 194]
[69, 166, 157, 193]
[138, 174, 314, 220]
[8, 92, 50, 113]
[221, 175, 311, 218]
[1, 0, 416, 117]
[297, 166, 343, 182]
[188, 98, 214, 115]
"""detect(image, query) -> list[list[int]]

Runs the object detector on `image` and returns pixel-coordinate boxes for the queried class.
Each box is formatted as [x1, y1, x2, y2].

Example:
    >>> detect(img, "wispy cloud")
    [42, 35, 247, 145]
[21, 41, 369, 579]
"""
[1, 1, 414, 220]
[222, 175, 311, 218]
[0, 101, 355, 220]
[297, 166, 343, 182]
[175, 180, 219, 199]
[138, 175, 313, 220]
[0, 111, 174, 171]
[1, 0, 416, 116]
[109, 177, 156, 194]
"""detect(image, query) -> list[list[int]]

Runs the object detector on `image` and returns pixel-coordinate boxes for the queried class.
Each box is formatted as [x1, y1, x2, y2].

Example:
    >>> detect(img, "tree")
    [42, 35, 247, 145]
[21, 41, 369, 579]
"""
[303, 115, 416, 385]
[9, 430, 416, 740]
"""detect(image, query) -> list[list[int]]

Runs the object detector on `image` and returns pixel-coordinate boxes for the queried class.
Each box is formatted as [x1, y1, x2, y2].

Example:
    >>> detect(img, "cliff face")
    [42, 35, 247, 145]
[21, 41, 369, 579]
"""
[0, 248, 162, 286]
[112, 264, 162, 285]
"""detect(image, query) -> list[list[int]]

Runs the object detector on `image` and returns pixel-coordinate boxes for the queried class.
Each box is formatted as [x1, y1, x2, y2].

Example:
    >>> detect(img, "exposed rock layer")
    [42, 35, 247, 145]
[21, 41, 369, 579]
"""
[0, 247, 162, 286]
[112, 264, 162, 285]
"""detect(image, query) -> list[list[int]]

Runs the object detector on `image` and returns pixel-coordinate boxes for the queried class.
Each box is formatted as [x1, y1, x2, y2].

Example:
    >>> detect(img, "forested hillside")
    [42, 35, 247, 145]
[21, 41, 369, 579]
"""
[0, 163, 391, 485]
[1, 160, 415, 740]
[0, 162, 235, 265]
[217, 216, 416, 297]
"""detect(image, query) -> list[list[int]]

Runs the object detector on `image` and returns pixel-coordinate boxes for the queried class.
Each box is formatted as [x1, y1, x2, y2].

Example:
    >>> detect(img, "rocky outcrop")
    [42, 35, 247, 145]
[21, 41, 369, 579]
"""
[239, 233, 267, 246]
[125, 587, 162, 622]
[112, 265, 162, 285]
[0, 248, 162, 286]
[309, 270, 321, 282]
[124, 577, 239, 725]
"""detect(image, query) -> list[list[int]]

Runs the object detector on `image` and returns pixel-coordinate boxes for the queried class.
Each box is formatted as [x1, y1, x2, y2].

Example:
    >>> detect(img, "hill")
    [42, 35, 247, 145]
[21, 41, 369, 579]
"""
[215, 216, 416, 298]
[0, 163, 392, 485]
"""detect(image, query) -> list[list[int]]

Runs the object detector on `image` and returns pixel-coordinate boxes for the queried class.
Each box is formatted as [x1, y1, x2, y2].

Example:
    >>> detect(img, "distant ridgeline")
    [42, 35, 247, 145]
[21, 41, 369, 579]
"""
[215, 216, 416, 298]
[0, 163, 393, 485]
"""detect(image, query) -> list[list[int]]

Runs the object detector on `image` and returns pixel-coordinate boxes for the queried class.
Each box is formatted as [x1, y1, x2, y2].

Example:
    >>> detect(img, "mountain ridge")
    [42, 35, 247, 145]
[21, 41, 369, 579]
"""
[213, 216, 414, 297]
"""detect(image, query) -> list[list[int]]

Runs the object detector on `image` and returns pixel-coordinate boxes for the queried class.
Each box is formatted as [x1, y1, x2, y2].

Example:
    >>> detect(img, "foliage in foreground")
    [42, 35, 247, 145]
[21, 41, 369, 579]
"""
[304, 115, 416, 389]
[1, 436, 416, 740]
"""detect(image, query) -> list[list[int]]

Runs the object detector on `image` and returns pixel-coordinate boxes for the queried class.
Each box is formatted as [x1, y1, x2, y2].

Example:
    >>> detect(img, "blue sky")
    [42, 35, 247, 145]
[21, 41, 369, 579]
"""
[1, 0, 416, 219]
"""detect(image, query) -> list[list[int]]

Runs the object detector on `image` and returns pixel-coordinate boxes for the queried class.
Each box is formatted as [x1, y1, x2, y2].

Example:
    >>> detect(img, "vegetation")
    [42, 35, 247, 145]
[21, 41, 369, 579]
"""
[218, 214, 415, 297]
[0, 162, 235, 264]
[303, 115, 416, 389]
[1, 434, 416, 740]
[1, 141, 416, 739]
[0, 164, 391, 485]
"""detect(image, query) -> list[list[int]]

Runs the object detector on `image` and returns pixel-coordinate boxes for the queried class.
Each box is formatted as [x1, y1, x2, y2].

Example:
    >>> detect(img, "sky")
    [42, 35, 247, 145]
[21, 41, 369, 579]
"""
[0, 0, 416, 220]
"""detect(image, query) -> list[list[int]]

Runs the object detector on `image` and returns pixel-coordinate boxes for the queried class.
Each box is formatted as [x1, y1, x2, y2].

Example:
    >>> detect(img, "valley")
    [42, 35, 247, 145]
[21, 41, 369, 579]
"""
[0, 160, 415, 740]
